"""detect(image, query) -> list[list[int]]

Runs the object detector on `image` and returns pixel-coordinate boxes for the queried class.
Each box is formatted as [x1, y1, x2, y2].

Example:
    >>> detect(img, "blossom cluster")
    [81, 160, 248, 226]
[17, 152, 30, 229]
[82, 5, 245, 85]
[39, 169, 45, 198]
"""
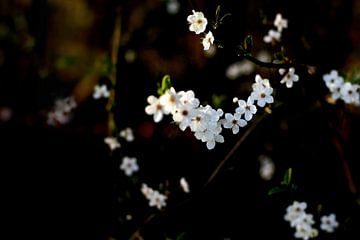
[323, 70, 360, 105]
[145, 74, 274, 149]
[47, 96, 77, 126]
[187, 10, 214, 51]
[264, 13, 288, 44]
[141, 183, 167, 210]
[284, 201, 339, 239]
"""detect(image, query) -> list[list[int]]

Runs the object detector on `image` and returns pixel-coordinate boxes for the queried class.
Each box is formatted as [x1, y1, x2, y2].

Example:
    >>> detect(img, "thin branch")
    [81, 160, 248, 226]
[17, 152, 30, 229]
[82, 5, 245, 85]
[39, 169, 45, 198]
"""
[204, 112, 268, 187]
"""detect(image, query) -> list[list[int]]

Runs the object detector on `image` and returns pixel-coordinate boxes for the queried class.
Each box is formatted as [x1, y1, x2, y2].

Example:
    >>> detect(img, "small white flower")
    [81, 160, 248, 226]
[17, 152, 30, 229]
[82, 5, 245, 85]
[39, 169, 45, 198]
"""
[263, 29, 281, 43]
[235, 97, 257, 121]
[284, 201, 308, 223]
[187, 10, 208, 34]
[222, 113, 247, 134]
[149, 190, 167, 210]
[120, 156, 139, 176]
[93, 84, 110, 99]
[180, 177, 190, 193]
[119, 127, 135, 142]
[340, 82, 359, 104]
[274, 13, 288, 32]
[250, 85, 274, 108]
[160, 87, 182, 114]
[320, 214, 339, 233]
[202, 31, 214, 51]
[141, 183, 154, 199]
[104, 137, 121, 151]
[145, 95, 166, 123]
[323, 70, 344, 92]
[279, 68, 299, 88]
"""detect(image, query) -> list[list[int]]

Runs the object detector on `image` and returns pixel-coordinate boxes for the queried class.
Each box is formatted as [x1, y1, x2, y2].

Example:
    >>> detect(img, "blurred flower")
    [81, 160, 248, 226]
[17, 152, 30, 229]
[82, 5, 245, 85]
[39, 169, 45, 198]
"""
[120, 156, 139, 176]
[279, 68, 299, 88]
[225, 60, 255, 79]
[258, 155, 275, 180]
[141, 183, 167, 210]
[274, 13, 288, 32]
[187, 10, 208, 34]
[0, 107, 12, 122]
[180, 177, 190, 193]
[104, 137, 121, 151]
[320, 214, 339, 233]
[47, 96, 77, 126]
[202, 31, 214, 51]
[124, 49, 136, 63]
[93, 84, 110, 99]
[263, 29, 281, 43]
[119, 127, 135, 142]
[166, 0, 180, 15]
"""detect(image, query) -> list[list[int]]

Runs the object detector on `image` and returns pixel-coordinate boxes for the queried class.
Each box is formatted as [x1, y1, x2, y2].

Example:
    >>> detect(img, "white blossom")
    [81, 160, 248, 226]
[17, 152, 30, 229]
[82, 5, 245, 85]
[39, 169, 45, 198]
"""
[119, 127, 135, 142]
[104, 137, 121, 151]
[250, 75, 274, 107]
[145, 95, 166, 123]
[274, 13, 288, 32]
[222, 113, 247, 134]
[320, 214, 339, 233]
[235, 97, 257, 121]
[258, 155, 275, 180]
[93, 84, 110, 99]
[187, 10, 208, 34]
[180, 177, 190, 193]
[263, 29, 281, 43]
[166, 0, 180, 15]
[120, 156, 139, 176]
[202, 31, 214, 51]
[225, 60, 255, 79]
[279, 68, 299, 88]
[340, 82, 359, 104]
[141, 184, 167, 210]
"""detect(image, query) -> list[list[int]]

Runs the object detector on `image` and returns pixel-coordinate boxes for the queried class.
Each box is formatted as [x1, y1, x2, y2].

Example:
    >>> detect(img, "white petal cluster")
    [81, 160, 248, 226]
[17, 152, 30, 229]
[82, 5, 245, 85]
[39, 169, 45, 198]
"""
[141, 183, 167, 210]
[258, 154, 275, 180]
[180, 177, 190, 193]
[187, 10, 208, 34]
[323, 70, 360, 105]
[187, 10, 215, 52]
[284, 201, 318, 240]
[47, 96, 77, 126]
[93, 84, 110, 99]
[120, 156, 139, 176]
[145, 74, 273, 150]
[320, 214, 339, 233]
[264, 13, 288, 44]
[279, 67, 299, 88]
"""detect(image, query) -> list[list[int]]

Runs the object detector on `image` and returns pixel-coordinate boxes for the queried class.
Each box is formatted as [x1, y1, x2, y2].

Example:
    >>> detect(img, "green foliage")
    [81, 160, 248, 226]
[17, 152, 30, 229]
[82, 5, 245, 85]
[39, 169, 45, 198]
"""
[268, 168, 297, 196]
[243, 35, 253, 53]
[157, 75, 172, 95]
[212, 5, 231, 30]
[212, 94, 226, 108]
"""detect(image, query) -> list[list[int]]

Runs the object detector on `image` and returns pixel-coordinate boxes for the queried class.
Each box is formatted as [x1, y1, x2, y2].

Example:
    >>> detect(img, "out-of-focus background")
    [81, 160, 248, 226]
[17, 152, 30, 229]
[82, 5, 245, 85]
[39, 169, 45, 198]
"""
[1, 0, 360, 239]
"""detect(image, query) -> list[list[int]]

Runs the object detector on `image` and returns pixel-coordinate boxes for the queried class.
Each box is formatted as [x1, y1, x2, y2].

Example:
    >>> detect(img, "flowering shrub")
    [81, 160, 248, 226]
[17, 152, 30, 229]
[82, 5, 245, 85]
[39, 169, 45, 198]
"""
[0, 1, 360, 240]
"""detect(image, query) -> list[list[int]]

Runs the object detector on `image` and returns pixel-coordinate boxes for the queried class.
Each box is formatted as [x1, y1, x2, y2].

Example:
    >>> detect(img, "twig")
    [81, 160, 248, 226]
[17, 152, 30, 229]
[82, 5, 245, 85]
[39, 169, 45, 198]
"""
[204, 112, 268, 187]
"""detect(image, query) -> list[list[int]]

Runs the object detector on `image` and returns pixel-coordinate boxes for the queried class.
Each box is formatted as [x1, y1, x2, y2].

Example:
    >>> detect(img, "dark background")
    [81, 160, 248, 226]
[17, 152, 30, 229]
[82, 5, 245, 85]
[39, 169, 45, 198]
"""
[1, 0, 359, 239]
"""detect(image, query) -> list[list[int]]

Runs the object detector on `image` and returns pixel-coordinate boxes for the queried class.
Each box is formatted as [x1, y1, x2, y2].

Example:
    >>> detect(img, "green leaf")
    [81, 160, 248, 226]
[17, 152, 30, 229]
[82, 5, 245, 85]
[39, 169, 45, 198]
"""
[281, 168, 292, 186]
[268, 186, 286, 196]
[243, 35, 253, 52]
[212, 94, 226, 108]
[157, 75, 172, 95]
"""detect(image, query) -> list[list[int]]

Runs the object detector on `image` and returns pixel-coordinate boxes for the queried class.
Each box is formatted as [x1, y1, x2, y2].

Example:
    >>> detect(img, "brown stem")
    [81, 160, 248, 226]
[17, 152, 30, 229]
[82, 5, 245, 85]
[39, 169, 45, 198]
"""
[204, 112, 268, 187]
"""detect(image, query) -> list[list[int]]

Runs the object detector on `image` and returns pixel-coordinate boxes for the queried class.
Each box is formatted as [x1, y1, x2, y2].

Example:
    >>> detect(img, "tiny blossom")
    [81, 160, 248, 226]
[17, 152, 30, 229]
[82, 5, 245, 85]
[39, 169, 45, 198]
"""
[141, 183, 167, 210]
[250, 75, 274, 108]
[187, 10, 208, 34]
[180, 177, 190, 193]
[104, 137, 121, 151]
[323, 70, 344, 92]
[340, 82, 359, 104]
[120, 156, 139, 176]
[202, 31, 214, 51]
[258, 155, 275, 180]
[284, 201, 308, 223]
[235, 97, 257, 121]
[274, 13, 288, 32]
[145, 95, 165, 122]
[263, 29, 281, 43]
[320, 214, 339, 233]
[47, 96, 77, 126]
[279, 68, 299, 88]
[232, 97, 239, 103]
[93, 84, 110, 99]
[222, 113, 247, 134]
[160, 87, 182, 114]
[119, 127, 135, 142]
